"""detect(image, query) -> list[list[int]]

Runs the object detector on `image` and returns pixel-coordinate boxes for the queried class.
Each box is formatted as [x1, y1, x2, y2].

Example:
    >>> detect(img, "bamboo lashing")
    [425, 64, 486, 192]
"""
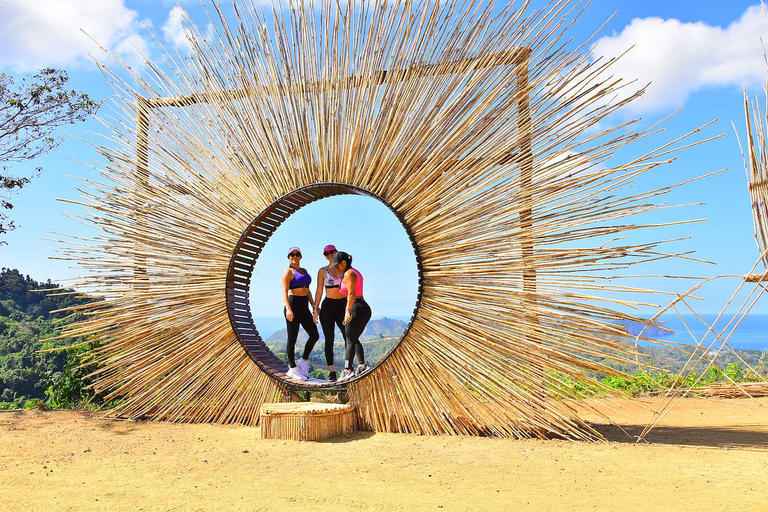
[260, 403, 356, 441]
[50, 0, 715, 440]
[745, 273, 768, 282]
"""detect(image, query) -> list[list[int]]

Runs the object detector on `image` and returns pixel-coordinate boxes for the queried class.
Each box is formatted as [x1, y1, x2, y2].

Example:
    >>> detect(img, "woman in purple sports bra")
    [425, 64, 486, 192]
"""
[312, 244, 345, 382]
[281, 246, 320, 381]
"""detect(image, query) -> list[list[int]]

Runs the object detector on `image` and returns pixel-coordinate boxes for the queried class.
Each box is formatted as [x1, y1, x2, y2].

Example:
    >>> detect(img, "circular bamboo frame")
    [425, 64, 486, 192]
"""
[226, 183, 423, 389]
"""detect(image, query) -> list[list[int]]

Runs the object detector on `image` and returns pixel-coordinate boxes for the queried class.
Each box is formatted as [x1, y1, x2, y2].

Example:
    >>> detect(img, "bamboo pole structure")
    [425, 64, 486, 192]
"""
[51, 0, 714, 440]
[134, 96, 150, 291]
[516, 48, 537, 316]
[635, 70, 768, 442]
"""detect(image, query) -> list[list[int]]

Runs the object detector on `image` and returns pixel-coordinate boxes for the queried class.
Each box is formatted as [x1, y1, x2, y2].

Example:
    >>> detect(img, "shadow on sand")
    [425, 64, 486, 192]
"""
[590, 423, 768, 450]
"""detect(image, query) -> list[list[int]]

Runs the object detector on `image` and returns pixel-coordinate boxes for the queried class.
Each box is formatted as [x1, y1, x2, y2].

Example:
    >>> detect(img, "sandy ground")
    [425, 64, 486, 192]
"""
[1, 397, 767, 512]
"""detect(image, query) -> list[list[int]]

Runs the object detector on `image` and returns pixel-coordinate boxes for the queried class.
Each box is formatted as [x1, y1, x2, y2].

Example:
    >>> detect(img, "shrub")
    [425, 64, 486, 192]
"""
[42, 344, 103, 409]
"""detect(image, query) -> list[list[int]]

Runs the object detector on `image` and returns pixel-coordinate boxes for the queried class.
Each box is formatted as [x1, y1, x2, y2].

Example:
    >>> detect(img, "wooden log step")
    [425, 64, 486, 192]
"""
[260, 402, 356, 441]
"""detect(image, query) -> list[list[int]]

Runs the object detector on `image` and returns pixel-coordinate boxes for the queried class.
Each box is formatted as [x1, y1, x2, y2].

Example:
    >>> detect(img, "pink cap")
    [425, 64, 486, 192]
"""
[323, 244, 337, 253]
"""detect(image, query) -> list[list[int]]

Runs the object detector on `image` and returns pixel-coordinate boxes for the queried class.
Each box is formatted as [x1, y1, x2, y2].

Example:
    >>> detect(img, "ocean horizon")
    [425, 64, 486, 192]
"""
[644, 313, 768, 351]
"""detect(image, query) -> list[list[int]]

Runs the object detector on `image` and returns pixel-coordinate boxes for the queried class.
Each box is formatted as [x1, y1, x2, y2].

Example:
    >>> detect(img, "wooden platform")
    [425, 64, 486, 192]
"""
[260, 402, 356, 441]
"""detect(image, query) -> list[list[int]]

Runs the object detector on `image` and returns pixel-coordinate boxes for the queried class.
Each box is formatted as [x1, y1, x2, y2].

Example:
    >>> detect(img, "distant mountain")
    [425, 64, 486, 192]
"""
[265, 316, 408, 343]
[362, 317, 408, 339]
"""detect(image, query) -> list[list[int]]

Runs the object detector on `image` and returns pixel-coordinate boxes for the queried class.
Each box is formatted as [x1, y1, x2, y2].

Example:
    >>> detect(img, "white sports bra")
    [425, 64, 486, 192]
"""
[324, 266, 342, 289]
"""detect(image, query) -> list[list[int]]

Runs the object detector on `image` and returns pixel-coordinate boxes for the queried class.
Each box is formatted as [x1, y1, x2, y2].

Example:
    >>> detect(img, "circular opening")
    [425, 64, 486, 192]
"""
[226, 184, 423, 390]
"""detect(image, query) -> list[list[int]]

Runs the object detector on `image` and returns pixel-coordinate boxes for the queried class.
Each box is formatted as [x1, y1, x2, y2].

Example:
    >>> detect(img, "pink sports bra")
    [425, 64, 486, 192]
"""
[339, 268, 363, 297]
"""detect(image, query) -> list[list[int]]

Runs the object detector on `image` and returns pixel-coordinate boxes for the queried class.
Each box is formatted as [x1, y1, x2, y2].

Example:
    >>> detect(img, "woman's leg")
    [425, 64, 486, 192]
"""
[344, 299, 371, 369]
[298, 305, 320, 361]
[284, 297, 300, 368]
[333, 302, 347, 345]
[319, 298, 337, 367]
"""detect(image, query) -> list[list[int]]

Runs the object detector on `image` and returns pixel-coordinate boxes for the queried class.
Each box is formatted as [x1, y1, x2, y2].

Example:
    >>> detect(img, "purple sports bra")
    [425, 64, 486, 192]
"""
[289, 267, 311, 289]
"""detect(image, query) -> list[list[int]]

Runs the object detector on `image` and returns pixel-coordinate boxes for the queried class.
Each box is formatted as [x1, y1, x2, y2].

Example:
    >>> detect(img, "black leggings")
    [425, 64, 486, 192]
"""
[284, 295, 319, 367]
[344, 298, 371, 370]
[319, 297, 346, 366]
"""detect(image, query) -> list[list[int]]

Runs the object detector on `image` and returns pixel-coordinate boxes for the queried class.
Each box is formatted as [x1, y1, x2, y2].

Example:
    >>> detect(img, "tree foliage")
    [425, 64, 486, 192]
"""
[0, 268, 95, 408]
[0, 68, 98, 239]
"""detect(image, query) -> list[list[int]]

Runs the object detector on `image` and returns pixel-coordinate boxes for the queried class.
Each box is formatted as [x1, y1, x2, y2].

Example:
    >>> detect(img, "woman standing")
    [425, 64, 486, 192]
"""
[333, 251, 372, 382]
[281, 246, 319, 381]
[312, 244, 346, 382]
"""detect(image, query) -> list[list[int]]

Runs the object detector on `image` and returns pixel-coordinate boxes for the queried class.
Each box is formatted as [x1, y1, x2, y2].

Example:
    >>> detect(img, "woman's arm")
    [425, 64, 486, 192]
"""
[305, 274, 318, 324]
[313, 267, 326, 321]
[343, 269, 357, 324]
[281, 268, 294, 321]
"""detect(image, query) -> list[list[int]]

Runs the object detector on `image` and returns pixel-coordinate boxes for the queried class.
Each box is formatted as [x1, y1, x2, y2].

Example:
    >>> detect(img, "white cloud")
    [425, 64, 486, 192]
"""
[591, 4, 768, 114]
[162, 6, 191, 50]
[0, 0, 149, 72]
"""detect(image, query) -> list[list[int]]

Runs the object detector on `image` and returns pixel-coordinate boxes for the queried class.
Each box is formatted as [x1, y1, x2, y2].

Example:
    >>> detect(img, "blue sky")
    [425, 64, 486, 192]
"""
[1, 0, 767, 319]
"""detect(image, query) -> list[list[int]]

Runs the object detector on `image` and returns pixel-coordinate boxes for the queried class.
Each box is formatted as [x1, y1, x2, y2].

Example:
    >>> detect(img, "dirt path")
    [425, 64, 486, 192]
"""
[2, 397, 767, 511]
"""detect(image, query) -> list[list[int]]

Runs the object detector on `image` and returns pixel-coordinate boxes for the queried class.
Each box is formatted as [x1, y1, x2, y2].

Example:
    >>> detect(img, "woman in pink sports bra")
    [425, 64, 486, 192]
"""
[332, 251, 372, 382]
[312, 244, 346, 382]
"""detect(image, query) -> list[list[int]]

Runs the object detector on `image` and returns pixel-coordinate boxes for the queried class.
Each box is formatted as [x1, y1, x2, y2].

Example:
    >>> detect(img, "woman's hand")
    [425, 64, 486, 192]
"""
[312, 308, 319, 323]
[344, 310, 352, 324]
[282, 269, 294, 322]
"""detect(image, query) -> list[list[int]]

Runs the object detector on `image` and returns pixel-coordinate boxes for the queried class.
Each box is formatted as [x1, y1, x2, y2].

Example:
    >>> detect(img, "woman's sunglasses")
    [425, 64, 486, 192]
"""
[288, 252, 302, 258]
[323, 250, 337, 256]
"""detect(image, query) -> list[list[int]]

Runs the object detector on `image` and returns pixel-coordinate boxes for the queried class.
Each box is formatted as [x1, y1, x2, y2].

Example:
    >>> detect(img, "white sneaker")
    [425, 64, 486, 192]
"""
[336, 369, 355, 383]
[297, 358, 310, 378]
[355, 364, 370, 376]
[286, 367, 307, 381]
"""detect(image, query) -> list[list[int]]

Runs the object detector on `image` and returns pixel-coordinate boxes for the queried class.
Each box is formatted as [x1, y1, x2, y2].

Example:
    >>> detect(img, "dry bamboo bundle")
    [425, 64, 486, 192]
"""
[696, 382, 768, 399]
[50, 0, 713, 440]
[260, 403, 356, 441]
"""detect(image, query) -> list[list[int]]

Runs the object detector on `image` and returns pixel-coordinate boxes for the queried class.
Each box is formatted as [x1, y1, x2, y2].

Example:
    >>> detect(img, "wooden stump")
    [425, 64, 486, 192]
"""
[260, 402, 356, 441]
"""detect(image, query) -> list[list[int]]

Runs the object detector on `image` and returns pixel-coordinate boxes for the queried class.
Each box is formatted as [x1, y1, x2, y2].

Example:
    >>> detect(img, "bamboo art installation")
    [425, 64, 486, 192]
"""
[53, 0, 713, 440]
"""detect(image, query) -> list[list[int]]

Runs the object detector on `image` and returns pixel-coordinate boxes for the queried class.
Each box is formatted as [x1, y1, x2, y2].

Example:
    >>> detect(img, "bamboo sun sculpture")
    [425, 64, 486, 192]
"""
[56, 0, 710, 440]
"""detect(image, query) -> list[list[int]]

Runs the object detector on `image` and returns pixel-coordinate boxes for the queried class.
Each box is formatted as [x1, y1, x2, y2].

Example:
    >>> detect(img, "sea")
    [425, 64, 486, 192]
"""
[641, 314, 768, 351]
[252, 317, 287, 338]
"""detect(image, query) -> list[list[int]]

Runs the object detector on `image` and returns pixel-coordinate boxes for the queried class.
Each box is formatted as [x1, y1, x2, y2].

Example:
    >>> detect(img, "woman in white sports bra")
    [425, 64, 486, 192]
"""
[312, 244, 346, 381]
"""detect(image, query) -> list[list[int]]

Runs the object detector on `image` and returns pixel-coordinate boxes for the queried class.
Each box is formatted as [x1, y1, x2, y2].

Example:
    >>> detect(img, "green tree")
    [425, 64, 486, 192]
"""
[0, 68, 98, 240]
[0, 268, 92, 407]
[42, 344, 102, 409]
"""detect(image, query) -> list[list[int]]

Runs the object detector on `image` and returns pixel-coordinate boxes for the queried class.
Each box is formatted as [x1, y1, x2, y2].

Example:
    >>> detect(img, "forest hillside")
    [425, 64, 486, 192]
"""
[0, 268, 90, 406]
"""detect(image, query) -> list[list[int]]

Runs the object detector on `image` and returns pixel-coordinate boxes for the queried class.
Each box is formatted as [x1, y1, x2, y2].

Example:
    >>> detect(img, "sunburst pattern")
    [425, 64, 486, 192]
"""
[54, 0, 706, 439]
